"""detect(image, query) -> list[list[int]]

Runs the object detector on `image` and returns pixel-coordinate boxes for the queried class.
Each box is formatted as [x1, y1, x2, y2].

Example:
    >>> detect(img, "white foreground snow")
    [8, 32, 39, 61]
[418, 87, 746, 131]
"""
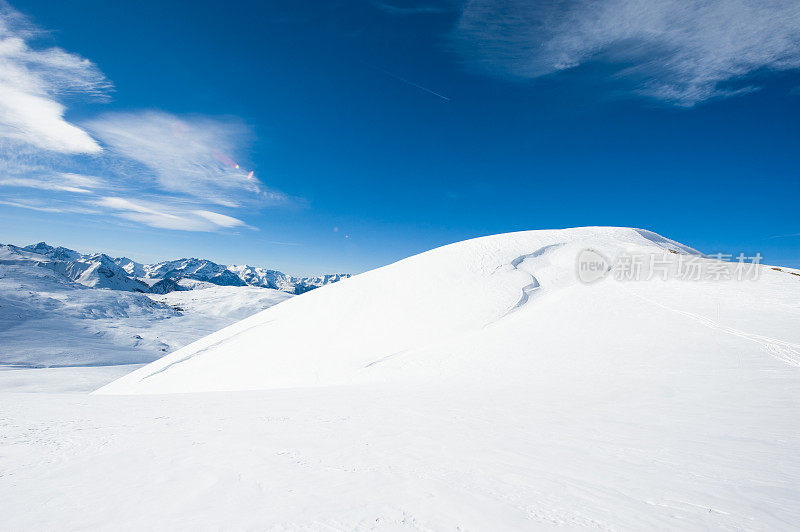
[2, 227, 800, 529]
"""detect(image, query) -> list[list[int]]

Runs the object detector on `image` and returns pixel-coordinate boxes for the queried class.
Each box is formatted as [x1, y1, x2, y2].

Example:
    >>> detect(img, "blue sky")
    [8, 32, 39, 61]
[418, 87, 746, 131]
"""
[0, 0, 798, 275]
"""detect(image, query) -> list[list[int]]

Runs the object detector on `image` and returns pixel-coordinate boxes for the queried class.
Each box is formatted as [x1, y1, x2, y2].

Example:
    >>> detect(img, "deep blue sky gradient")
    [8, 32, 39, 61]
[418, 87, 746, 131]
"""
[2, 0, 798, 274]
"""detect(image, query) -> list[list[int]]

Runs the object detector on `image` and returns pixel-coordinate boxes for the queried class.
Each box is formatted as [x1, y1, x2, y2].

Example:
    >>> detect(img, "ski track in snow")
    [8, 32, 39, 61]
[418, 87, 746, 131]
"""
[363, 350, 407, 368]
[627, 288, 800, 368]
[501, 244, 564, 316]
[140, 320, 275, 381]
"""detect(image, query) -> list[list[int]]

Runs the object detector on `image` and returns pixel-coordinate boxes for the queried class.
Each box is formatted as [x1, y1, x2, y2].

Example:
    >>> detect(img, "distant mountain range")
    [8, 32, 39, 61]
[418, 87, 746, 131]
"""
[7, 242, 350, 295]
[0, 241, 295, 367]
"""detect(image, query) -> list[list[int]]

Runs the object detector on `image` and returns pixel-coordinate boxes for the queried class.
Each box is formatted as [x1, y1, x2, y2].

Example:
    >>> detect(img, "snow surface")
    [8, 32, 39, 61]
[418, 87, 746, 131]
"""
[3, 227, 800, 529]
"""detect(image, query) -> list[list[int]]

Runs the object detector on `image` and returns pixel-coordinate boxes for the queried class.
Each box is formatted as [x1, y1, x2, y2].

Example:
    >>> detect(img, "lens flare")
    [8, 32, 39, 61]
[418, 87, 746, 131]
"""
[212, 151, 257, 183]
[212, 151, 237, 168]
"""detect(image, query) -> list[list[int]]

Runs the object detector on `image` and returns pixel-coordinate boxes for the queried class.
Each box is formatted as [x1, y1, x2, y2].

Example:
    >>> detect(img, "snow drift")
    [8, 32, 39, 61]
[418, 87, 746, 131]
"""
[96, 227, 800, 395]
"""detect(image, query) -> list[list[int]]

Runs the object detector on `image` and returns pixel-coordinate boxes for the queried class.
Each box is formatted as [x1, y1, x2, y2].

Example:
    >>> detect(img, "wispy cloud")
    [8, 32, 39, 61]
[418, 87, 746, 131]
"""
[95, 196, 253, 232]
[0, 3, 294, 233]
[0, 196, 101, 214]
[450, 0, 800, 105]
[0, 2, 110, 152]
[0, 172, 106, 193]
[192, 209, 251, 229]
[84, 111, 284, 208]
[0, 110, 287, 230]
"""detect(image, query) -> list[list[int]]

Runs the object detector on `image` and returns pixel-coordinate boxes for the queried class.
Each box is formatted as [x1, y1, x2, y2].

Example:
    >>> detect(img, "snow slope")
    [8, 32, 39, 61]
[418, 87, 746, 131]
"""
[102, 226, 775, 394]
[0, 261, 175, 366]
[3, 227, 800, 529]
[149, 285, 293, 323]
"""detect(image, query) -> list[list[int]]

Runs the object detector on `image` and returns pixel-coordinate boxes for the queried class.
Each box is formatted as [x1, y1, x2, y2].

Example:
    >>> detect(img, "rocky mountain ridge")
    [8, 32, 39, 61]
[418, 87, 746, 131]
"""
[8, 242, 349, 295]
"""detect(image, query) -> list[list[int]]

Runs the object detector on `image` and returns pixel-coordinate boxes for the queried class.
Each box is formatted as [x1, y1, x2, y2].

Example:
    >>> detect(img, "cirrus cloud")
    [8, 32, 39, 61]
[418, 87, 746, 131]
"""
[0, 2, 110, 152]
[95, 196, 253, 232]
[83, 111, 276, 208]
[0, 2, 293, 233]
[0, 172, 102, 193]
[0, 110, 289, 232]
[450, 0, 800, 105]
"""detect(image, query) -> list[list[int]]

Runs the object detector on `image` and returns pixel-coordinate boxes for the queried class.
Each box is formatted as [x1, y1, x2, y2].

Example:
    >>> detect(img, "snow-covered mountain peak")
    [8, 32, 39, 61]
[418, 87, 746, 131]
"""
[113, 257, 145, 278]
[23, 242, 84, 261]
[227, 264, 294, 292]
[0, 243, 48, 263]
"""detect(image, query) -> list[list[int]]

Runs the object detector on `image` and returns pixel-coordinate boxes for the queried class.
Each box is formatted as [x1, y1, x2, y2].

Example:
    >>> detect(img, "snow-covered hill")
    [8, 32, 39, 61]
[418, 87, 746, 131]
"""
[99, 226, 799, 395]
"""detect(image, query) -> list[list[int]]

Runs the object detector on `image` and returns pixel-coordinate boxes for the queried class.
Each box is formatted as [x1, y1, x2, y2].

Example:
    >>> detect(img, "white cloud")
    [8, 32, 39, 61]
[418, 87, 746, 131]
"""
[96, 196, 252, 232]
[84, 111, 279, 207]
[192, 210, 249, 229]
[0, 172, 105, 193]
[0, 177, 88, 193]
[0, 4, 290, 233]
[0, 109, 287, 232]
[0, 3, 110, 152]
[0, 196, 100, 214]
[58, 172, 106, 188]
[451, 0, 800, 105]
